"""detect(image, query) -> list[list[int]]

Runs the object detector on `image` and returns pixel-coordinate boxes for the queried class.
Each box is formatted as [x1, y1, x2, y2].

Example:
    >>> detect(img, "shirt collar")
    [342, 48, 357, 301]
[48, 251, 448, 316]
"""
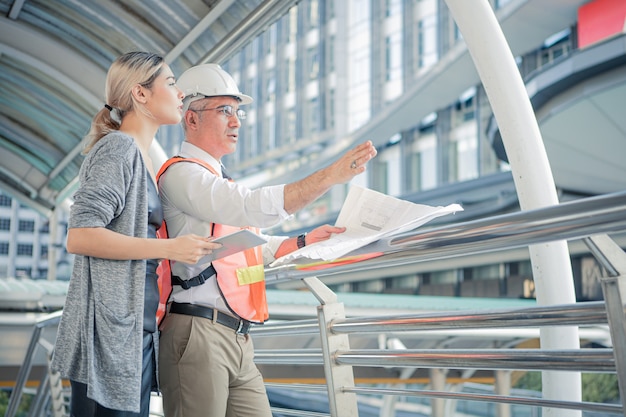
[179, 141, 223, 177]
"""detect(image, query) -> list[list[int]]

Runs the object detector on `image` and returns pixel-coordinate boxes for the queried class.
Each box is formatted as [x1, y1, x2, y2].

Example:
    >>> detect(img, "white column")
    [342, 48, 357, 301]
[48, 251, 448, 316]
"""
[495, 370, 512, 417]
[442, 1, 581, 416]
[430, 368, 446, 417]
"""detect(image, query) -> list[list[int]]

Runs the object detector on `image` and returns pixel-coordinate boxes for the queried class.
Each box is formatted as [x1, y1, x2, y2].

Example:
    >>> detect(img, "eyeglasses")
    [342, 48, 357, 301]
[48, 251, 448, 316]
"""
[192, 105, 246, 120]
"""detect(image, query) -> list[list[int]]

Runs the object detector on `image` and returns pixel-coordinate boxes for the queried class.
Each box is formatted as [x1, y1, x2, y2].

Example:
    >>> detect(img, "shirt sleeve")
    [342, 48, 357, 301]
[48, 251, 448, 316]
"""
[159, 160, 290, 229]
[261, 234, 290, 263]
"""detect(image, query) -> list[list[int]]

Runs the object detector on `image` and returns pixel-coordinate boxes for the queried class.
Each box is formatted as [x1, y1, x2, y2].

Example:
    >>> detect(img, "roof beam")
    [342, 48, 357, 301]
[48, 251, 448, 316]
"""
[166, 0, 237, 63]
[199, 0, 299, 64]
[7, 0, 26, 20]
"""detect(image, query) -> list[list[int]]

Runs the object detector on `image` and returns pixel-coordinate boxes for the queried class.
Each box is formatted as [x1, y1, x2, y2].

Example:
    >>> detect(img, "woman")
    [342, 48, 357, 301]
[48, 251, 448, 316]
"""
[51, 51, 220, 416]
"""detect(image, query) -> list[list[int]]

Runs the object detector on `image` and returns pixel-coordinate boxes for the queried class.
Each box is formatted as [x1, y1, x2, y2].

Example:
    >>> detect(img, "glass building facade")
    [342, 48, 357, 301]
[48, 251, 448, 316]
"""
[0, 191, 71, 280]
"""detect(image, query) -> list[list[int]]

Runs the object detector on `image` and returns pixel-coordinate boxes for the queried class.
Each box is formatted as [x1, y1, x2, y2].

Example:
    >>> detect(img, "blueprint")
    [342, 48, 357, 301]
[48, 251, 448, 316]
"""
[270, 185, 462, 267]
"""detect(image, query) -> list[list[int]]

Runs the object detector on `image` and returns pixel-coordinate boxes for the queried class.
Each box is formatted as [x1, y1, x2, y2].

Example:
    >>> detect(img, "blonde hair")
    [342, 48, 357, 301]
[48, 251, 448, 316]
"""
[83, 51, 165, 153]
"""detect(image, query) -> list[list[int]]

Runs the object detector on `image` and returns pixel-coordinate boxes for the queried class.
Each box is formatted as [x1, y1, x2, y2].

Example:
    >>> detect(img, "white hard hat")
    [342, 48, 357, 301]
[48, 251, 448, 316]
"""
[178, 63, 253, 112]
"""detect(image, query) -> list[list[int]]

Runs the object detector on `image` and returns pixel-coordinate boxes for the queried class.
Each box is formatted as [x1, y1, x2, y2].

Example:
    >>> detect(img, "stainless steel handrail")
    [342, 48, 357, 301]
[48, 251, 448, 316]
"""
[256, 191, 626, 417]
[343, 386, 623, 415]
[252, 301, 621, 416]
[255, 347, 614, 371]
[264, 190, 626, 283]
[330, 301, 608, 333]
[334, 348, 615, 371]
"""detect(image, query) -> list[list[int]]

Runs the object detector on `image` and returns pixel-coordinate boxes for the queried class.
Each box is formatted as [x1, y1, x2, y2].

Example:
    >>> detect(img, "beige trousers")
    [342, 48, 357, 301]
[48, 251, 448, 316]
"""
[159, 312, 272, 417]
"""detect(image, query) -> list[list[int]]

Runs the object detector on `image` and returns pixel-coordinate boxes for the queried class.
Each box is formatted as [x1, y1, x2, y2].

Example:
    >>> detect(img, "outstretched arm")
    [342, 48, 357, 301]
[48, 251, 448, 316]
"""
[283, 141, 377, 214]
[273, 224, 346, 259]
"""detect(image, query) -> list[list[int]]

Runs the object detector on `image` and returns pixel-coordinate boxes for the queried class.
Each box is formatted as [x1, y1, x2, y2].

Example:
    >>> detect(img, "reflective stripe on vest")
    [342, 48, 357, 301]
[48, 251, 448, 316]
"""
[155, 156, 268, 324]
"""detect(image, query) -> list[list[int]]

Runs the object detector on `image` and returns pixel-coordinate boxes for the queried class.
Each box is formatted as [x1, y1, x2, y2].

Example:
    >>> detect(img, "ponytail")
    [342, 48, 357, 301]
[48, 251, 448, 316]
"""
[82, 105, 122, 154]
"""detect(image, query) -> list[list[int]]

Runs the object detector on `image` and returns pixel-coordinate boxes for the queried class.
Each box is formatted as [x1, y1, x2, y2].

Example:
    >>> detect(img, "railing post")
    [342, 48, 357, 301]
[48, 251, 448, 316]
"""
[5, 325, 42, 417]
[5, 311, 63, 417]
[430, 368, 446, 417]
[584, 234, 626, 417]
[303, 276, 359, 417]
[495, 370, 512, 417]
[40, 337, 67, 417]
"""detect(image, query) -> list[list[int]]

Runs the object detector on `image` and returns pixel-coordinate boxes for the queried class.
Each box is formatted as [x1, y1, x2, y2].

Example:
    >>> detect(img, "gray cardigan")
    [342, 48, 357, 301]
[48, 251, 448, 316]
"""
[52, 132, 150, 412]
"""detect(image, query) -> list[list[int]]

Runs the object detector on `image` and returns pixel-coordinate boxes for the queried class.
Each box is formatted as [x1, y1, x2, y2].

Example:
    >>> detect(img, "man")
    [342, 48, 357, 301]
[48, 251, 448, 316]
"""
[157, 63, 376, 417]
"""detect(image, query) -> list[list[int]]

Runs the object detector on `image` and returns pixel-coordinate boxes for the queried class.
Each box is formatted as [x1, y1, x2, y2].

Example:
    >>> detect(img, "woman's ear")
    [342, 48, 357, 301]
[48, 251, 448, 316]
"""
[131, 84, 148, 104]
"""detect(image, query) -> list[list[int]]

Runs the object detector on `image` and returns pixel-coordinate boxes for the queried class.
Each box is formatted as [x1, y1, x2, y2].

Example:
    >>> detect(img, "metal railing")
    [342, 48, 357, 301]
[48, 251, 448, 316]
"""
[252, 300, 621, 416]
[255, 190, 626, 417]
[4, 310, 65, 417]
[6, 190, 626, 416]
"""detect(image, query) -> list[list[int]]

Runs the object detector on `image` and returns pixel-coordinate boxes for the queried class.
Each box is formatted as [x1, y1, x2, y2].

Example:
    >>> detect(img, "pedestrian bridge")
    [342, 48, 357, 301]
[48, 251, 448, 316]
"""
[3, 190, 626, 416]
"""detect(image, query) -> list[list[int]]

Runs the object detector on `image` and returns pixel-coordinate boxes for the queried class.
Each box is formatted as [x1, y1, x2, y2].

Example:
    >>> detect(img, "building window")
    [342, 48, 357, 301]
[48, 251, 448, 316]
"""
[495, 0, 515, 9]
[387, 275, 419, 294]
[389, 0, 402, 16]
[411, 129, 437, 191]
[308, 46, 319, 80]
[447, 140, 459, 181]
[0, 194, 11, 207]
[454, 92, 476, 125]
[0, 218, 10, 231]
[351, 0, 369, 25]
[0, 242, 9, 255]
[416, 15, 437, 70]
[308, 0, 319, 29]
[266, 24, 277, 55]
[385, 37, 392, 81]
[286, 7, 298, 43]
[410, 152, 423, 191]
[372, 160, 389, 194]
[15, 268, 31, 278]
[284, 107, 297, 143]
[17, 243, 33, 256]
[328, 89, 336, 129]
[308, 97, 319, 133]
[245, 124, 256, 159]
[354, 278, 384, 293]
[328, 36, 335, 72]
[385, 32, 402, 84]
[41, 244, 49, 258]
[328, 0, 335, 19]
[266, 75, 276, 103]
[18, 220, 35, 233]
[264, 113, 277, 150]
[285, 57, 296, 93]
[539, 41, 571, 67]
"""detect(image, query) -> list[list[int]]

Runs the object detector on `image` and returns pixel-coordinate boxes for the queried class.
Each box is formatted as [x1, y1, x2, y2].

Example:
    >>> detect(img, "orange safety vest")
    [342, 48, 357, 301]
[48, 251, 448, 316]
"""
[155, 156, 269, 325]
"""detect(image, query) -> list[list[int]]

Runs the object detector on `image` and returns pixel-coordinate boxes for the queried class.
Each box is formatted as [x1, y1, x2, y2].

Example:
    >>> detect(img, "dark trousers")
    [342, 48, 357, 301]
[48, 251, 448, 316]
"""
[70, 331, 155, 417]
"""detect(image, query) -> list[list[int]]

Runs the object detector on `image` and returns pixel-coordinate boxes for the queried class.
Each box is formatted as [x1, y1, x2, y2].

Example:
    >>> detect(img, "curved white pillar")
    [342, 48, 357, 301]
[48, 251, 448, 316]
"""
[443, 1, 581, 415]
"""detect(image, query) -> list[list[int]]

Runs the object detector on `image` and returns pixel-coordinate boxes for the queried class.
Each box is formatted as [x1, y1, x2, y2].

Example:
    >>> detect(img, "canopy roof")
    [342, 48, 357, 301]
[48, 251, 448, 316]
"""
[1, 0, 623, 217]
[0, 0, 296, 215]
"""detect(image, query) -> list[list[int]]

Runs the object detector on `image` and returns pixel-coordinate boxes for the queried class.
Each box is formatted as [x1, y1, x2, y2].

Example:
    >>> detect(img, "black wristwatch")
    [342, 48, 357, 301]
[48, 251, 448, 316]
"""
[297, 233, 307, 249]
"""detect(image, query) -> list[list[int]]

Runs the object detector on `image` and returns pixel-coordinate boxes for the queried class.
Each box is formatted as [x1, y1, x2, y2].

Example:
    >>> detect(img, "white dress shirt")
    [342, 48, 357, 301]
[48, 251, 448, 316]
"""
[159, 141, 290, 311]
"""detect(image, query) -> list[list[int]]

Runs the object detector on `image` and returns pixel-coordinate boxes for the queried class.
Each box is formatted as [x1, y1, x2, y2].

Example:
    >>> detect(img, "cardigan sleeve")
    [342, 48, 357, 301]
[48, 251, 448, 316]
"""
[69, 134, 136, 230]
